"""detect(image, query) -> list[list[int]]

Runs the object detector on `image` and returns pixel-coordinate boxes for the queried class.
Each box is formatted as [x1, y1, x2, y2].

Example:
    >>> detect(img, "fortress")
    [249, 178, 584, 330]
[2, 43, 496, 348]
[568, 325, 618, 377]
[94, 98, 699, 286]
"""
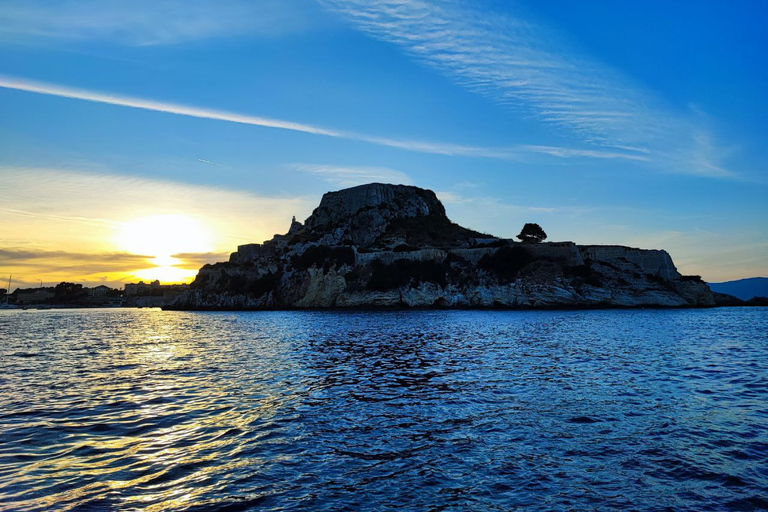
[168, 183, 713, 310]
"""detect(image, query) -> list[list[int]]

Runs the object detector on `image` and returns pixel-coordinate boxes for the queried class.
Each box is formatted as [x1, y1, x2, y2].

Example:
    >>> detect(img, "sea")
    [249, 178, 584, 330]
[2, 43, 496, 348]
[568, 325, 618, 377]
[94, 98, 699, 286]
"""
[1, 307, 766, 511]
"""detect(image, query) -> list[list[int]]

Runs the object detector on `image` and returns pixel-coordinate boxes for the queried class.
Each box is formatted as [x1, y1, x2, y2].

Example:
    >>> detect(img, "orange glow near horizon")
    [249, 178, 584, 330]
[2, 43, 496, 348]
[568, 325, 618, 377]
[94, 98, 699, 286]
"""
[116, 215, 214, 284]
[1, 167, 315, 290]
[133, 266, 199, 284]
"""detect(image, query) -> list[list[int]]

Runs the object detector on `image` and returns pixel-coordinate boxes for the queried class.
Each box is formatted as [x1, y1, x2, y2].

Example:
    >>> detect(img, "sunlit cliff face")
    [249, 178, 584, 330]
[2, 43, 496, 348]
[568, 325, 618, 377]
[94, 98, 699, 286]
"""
[116, 215, 213, 283]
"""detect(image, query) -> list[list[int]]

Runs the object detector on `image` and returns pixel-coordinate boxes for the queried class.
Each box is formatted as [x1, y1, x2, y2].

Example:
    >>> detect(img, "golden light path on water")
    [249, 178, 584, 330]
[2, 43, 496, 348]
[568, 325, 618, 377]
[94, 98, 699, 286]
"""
[2, 310, 297, 511]
[1, 308, 767, 510]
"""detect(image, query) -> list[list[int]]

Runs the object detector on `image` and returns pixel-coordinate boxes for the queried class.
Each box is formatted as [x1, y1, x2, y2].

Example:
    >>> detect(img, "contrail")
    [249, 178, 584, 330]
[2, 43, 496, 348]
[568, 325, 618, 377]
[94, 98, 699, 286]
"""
[0, 74, 644, 162]
[198, 158, 222, 166]
[0, 75, 342, 136]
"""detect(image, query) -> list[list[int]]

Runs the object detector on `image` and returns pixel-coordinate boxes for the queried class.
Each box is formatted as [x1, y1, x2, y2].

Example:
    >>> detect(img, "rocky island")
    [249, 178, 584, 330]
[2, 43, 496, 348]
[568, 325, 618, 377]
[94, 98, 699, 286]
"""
[167, 183, 715, 310]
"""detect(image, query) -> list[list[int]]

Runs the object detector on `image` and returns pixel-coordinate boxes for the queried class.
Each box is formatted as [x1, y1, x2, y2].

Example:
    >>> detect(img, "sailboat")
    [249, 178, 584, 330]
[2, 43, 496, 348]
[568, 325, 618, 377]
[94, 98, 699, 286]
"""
[1, 275, 18, 309]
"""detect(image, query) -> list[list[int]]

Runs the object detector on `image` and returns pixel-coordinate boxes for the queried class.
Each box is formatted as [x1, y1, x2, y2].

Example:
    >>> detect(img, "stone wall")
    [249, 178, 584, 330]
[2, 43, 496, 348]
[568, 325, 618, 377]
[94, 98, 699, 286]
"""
[355, 248, 448, 266]
[523, 242, 584, 267]
[580, 245, 680, 279]
[230, 243, 279, 264]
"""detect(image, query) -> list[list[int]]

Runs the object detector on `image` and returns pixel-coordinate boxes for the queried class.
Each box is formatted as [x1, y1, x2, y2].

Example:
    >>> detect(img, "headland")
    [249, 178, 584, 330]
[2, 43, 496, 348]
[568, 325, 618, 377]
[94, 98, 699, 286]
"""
[166, 183, 723, 310]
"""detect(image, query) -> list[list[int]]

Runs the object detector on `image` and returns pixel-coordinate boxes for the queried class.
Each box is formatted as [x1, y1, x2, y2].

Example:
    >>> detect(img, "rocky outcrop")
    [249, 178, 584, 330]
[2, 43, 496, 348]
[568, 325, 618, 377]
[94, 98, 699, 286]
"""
[167, 183, 715, 310]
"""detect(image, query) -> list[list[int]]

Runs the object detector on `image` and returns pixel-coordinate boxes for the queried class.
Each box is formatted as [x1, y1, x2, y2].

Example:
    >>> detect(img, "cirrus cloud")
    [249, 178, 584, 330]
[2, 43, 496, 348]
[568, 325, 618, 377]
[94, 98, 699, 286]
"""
[321, 0, 733, 177]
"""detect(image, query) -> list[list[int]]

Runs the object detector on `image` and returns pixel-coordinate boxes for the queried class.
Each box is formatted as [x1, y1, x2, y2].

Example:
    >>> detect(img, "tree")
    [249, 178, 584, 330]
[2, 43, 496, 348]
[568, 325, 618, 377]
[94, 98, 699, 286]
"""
[54, 282, 85, 303]
[517, 223, 547, 243]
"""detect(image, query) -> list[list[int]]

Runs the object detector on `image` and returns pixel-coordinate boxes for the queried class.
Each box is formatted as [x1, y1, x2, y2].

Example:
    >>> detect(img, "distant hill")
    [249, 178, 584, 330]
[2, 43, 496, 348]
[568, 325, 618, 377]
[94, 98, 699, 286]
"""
[708, 277, 768, 301]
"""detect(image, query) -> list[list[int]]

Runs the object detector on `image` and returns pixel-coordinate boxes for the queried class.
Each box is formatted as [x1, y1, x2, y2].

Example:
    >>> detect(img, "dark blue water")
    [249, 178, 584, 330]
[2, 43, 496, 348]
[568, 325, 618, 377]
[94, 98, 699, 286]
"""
[1, 308, 767, 511]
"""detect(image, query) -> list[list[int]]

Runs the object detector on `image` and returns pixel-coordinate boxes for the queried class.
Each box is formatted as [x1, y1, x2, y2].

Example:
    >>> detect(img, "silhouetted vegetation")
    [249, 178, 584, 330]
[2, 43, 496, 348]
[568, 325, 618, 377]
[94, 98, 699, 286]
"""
[564, 264, 603, 288]
[646, 273, 677, 292]
[478, 246, 532, 282]
[226, 274, 248, 294]
[584, 275, 603, 287]
[291, 246, 355, 271]
[191, 272, 209, 289]
[478, 239, 509, 248]
[367, 259, 447, 291]
[379, 214, 488, 247]
[55, 282, 86, 302]
[249, 273, 280, 297]
[517, 223, 547, 243]
[8, 282, 122, 306]
[564, 265, 592, 278]
[225, 272, 280, 297]
[444, 252, 469, 266]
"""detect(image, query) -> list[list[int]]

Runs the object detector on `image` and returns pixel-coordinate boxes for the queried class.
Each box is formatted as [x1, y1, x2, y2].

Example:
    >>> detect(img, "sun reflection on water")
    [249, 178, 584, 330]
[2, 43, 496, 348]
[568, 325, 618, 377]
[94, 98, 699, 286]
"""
[0, 309, 294, 511]
[3, 308, 766, 511]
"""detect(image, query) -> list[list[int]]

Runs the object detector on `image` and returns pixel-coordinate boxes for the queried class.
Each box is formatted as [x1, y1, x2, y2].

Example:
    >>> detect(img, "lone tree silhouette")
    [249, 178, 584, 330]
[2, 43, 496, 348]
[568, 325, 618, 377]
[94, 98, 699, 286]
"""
[517, 223, 547, 243]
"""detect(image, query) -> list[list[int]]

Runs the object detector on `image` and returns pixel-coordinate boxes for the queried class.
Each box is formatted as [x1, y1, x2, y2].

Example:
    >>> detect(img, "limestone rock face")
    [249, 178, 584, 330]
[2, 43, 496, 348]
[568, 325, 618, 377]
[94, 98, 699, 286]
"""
[167, 183, 715, 310]
[297, 183, 456, 247]
[307, 183, 444, 228]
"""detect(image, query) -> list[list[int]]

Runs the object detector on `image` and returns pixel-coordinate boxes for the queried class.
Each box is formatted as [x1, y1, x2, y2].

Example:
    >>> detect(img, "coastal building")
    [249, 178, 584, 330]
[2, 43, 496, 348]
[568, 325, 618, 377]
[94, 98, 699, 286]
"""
[88, 285, 112, 298]
[123, 281, 189, 307]
[124, 280, 162, 297]
[16, 290, 55, 305]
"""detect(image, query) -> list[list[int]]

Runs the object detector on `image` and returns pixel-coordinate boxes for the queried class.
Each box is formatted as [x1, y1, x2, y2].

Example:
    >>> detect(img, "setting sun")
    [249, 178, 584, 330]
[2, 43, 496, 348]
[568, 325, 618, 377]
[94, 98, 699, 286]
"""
[117, 215, 213, 283]
[133, 266, 199, 283]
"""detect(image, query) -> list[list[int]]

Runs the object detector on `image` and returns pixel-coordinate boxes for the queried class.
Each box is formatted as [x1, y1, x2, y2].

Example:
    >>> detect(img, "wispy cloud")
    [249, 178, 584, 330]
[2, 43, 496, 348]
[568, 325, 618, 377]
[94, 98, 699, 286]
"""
[321, 0, 733, 177]
[0, 0, 317, 46]
[0, 74, 648, 163]
[290, 163, 413, 187]
[437, 190, 556, 212]
[0, 248, 158, 289]
[0, 248, 150, 271]
[170, 252, 231, 268]
[435, 189, 559, 236]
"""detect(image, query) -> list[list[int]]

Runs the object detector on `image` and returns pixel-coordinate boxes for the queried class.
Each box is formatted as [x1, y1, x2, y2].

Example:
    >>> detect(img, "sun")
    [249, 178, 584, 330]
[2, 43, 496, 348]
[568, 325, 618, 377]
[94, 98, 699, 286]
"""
[133, 266, 199, 283]
[116, 214, 214, 283]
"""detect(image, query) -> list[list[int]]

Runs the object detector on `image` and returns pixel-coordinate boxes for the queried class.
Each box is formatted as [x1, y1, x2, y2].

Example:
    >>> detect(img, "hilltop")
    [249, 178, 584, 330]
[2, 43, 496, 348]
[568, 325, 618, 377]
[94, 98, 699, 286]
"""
[168, 183, 715, 310]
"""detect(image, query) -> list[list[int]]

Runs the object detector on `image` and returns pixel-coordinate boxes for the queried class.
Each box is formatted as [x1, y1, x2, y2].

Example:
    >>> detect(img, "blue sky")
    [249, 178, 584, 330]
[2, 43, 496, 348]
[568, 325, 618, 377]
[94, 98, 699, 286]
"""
[0, 0, 766, 286]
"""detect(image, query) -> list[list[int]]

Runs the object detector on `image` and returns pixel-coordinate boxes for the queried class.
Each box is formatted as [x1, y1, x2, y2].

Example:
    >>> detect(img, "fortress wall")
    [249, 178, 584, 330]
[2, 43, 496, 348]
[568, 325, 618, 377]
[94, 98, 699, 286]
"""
[231, 243, 278, 264]
[355, 249, 447, 266]
[354, 243, 584, 268]
[523, 242, 584, 266]
[454, 243, 582, 266]
[451, 247, 499, 264]
[580, 246, 680, 279]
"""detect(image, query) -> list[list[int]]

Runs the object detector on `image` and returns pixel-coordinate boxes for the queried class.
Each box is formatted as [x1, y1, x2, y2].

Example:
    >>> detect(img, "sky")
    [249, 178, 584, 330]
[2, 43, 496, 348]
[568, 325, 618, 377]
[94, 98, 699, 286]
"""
[0, 0, 766, 289]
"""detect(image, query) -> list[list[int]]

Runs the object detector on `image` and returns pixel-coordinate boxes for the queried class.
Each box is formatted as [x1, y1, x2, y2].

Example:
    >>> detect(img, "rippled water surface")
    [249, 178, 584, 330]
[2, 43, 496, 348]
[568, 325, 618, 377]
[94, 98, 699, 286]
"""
[1, 308, 767, 511]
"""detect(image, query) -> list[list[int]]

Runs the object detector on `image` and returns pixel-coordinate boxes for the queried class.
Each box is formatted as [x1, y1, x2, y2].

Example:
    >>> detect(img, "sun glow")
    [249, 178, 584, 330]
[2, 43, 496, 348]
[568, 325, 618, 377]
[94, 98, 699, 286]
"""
[117, 215, 213, 283]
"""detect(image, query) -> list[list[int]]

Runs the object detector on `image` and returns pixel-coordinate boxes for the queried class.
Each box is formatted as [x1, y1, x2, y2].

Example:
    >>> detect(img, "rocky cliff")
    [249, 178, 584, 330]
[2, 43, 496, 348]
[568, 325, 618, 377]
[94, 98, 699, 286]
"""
[168, 183, 715, 310]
